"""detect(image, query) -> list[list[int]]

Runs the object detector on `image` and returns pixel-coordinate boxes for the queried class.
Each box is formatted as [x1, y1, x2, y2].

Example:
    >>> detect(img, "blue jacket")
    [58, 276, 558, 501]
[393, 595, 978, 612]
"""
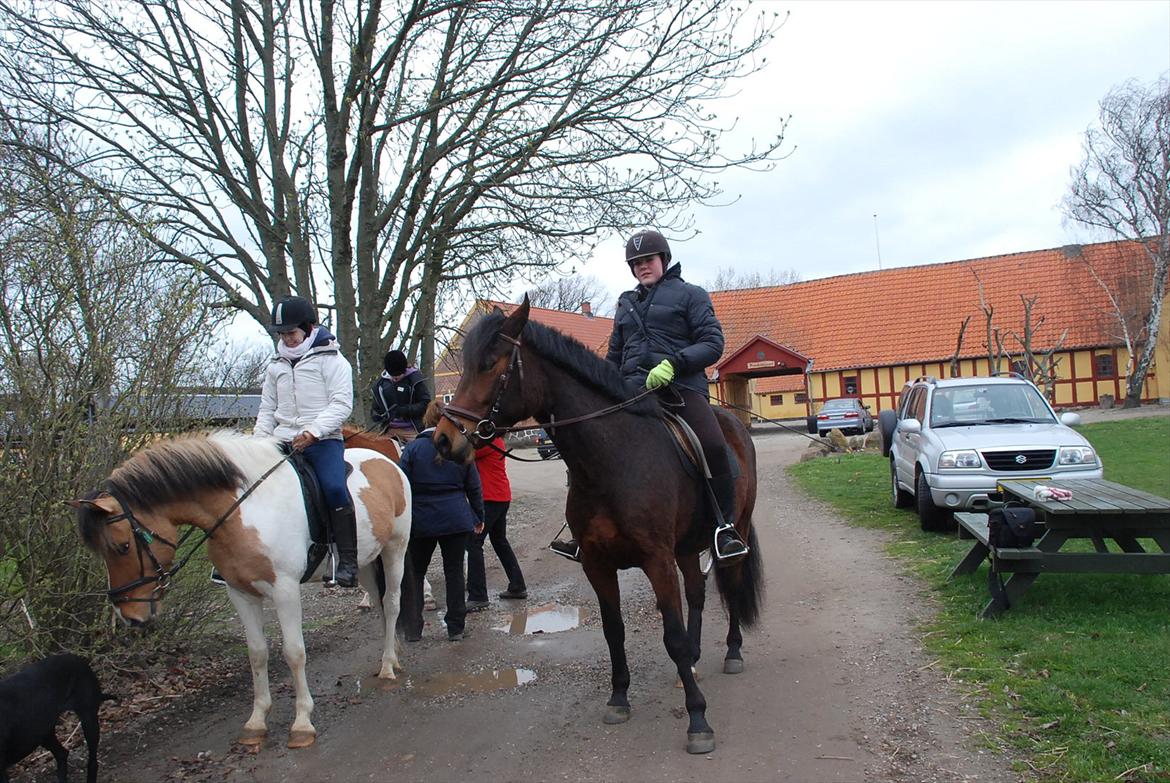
[399, 428, 485, 538]
[606, 263, 725, 393]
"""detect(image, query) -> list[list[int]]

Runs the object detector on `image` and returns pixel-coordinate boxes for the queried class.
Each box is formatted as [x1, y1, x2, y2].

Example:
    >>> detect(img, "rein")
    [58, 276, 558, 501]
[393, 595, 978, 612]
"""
[440, 332, 656, 457]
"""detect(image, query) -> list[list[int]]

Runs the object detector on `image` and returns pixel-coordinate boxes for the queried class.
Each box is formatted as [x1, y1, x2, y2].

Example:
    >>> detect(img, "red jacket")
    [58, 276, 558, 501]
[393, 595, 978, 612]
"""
[474, 438, 512, 502]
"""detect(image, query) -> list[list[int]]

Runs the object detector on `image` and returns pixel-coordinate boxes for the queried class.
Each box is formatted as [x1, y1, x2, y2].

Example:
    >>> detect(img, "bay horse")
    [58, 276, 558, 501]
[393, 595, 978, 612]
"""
[434, 300, 764, 754]
[70, 430, 411, 749]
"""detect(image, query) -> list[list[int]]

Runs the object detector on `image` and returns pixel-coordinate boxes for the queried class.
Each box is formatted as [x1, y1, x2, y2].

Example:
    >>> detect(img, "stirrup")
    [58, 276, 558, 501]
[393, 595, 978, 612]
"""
[548, 540, 581, 562]
[713, 524, 748, 563]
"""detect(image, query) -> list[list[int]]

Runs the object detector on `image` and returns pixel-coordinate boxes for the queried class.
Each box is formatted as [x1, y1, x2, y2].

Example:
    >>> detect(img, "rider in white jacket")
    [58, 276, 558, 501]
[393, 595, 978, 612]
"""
[255, 296, 359, 587]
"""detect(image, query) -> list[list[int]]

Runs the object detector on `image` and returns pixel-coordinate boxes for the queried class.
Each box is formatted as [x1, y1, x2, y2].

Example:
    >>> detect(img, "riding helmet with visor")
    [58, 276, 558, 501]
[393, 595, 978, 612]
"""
[625, 229, 672, 266]
[268, 295, 317, 334]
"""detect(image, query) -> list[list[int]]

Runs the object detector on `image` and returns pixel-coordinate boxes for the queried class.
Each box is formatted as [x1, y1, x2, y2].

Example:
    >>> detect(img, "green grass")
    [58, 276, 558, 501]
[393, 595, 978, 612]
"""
[788, 416, 1170, 782]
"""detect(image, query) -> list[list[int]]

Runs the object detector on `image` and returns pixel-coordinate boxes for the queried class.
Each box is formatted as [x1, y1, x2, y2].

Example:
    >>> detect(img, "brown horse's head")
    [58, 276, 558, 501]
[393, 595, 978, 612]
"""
[435, 298, 533, 464]
[70, 491, 181, 625]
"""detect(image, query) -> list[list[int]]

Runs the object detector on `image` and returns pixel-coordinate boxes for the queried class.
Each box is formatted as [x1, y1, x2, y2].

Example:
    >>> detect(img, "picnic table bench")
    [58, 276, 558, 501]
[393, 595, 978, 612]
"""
[950, 478, 1170, 618]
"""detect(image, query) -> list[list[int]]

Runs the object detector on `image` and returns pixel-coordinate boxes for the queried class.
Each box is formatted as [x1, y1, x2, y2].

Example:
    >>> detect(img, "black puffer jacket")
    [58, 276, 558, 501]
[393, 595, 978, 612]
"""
[371, 368, 432, 433]
[605, 263, 724, 393]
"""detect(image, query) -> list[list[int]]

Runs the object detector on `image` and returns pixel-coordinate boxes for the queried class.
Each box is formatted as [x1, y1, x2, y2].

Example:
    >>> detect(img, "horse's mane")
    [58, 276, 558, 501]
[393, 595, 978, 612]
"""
[78, 432, 280, 551]
[464, 311, 661, 418]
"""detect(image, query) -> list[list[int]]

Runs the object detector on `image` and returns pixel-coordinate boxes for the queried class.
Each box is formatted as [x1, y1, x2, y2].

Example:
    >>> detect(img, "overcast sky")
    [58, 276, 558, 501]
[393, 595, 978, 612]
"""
[563, 0, 1170, 305]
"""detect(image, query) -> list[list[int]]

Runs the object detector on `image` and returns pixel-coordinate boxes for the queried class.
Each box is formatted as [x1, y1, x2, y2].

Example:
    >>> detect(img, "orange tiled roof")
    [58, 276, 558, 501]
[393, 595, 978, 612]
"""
[711, 240, 1152, 373]
[754, 375, 808, 394]
[434, 300, 614, 396]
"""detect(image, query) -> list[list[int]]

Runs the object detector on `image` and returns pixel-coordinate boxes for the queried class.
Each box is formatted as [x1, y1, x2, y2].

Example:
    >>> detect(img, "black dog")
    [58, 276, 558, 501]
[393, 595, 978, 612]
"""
[0, 653, 114, 783]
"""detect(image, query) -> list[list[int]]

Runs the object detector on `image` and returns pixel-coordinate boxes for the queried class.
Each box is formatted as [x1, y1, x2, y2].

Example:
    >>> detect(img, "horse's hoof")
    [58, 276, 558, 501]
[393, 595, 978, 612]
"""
[287, 729, 317, 749]
[723, 658, 745, 675]
[686, 730, 716, 754]
[603, 705, 631, 725]
[237, 728, 267, 746]
[378, 666, 399, 680]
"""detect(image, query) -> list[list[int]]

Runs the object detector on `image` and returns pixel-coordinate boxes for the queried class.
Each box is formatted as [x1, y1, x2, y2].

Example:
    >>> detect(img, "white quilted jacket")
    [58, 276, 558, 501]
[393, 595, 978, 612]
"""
[254, 341, 353, 441]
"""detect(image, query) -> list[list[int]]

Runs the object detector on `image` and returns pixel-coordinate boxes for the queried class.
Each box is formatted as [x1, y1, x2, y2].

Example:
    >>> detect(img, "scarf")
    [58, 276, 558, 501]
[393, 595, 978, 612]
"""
[277, 326, 320, 361]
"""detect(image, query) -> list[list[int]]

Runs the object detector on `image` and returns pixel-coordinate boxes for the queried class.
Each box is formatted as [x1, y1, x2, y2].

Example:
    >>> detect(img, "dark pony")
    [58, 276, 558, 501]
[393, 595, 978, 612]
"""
[434, 299, 763, 754]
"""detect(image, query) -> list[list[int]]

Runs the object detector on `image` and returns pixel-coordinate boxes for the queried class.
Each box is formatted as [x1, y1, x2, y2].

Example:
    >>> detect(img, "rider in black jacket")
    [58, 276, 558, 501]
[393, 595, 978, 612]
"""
[371, 350, 433, 441]
[549, 230, 749, 565]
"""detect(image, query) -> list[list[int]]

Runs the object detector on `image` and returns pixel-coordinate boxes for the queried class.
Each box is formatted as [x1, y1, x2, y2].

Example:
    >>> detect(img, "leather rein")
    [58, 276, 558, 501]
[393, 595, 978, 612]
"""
[439, 332, 655, 459]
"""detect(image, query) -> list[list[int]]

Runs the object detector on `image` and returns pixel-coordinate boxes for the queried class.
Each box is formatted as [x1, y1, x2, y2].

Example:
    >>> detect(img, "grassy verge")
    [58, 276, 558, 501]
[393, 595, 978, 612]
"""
[788, 416, 1170, 782]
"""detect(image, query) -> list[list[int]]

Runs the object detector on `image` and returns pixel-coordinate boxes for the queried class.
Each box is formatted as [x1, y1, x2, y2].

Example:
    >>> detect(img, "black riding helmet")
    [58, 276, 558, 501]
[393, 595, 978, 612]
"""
[625, 229, 672, 266]
[268, 295, 317, 334]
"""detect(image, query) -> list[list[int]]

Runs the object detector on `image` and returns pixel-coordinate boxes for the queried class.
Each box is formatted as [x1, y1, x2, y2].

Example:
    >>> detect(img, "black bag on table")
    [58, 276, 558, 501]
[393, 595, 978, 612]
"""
[988, 504, 1038, 549]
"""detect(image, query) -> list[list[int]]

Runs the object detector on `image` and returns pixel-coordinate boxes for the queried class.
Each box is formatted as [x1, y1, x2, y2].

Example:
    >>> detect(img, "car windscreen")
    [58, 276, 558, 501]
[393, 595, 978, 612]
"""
[821, 399, 856, 411]
[930, 384, 1056, 426]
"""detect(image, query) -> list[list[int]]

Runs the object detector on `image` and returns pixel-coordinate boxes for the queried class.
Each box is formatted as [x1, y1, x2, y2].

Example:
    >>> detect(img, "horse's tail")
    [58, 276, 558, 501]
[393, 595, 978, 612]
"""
[714, 524, 764, 628]
[373, 554, 387, 601]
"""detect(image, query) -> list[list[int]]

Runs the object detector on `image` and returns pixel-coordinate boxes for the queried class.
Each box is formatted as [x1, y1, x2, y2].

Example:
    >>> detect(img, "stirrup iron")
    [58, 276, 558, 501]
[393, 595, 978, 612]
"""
[713, 523, 748, 562]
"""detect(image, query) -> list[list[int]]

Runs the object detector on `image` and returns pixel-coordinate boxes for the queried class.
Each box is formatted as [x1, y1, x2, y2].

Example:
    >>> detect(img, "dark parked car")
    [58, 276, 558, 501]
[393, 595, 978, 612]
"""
[814, 398, 874, 437]
[535, 429, 559, 460]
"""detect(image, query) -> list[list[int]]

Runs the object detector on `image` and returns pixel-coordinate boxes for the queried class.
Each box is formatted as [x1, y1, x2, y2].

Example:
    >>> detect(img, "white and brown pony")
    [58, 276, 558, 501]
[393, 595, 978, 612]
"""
[70, 431, 411, 748]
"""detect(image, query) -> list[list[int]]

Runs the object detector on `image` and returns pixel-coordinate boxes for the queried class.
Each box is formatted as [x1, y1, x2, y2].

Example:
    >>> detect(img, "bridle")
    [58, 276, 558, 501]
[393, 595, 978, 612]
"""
[440, 331, 655, 453]
[102, 452, 293, 608]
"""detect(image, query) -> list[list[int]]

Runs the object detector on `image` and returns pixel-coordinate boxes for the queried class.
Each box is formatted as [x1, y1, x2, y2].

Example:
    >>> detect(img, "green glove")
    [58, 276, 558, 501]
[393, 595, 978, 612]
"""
[645, 359, 676, 389]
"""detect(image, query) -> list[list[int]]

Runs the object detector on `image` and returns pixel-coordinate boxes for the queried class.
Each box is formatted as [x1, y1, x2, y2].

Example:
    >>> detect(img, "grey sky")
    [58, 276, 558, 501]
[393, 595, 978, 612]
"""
[568, 0, 1170, 301]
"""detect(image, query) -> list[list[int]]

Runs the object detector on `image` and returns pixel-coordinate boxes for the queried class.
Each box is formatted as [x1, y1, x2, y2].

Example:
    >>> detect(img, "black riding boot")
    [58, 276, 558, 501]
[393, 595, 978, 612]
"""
[710, 472, 748, 563]
[329, 505, 359, 588]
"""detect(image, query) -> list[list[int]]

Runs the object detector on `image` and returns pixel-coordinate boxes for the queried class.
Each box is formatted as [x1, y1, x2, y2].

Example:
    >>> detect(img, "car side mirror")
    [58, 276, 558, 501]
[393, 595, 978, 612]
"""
[898, 418, 922, 434]
[1059, 412, 1082, 426]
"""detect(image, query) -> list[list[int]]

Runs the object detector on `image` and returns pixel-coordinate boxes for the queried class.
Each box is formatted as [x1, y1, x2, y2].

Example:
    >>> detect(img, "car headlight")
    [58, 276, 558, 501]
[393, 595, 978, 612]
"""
[1057, 446, 1097, 465]
[939, 449, 982, 469]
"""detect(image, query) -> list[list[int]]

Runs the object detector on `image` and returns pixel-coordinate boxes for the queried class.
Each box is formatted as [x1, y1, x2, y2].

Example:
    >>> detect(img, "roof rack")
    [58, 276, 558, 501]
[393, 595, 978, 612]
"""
[910, 375, 938, 385]
[989, 371, 1028, 380]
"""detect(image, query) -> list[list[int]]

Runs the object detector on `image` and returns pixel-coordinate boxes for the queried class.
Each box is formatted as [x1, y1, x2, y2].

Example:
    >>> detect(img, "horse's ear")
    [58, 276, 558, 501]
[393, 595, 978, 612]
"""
[501, 296, 530, 339]
[65, 494, 118, 514]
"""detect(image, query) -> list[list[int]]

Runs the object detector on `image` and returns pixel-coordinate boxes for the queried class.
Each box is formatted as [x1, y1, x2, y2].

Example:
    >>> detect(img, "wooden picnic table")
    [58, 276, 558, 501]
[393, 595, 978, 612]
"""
[951, 478, 1170, 618]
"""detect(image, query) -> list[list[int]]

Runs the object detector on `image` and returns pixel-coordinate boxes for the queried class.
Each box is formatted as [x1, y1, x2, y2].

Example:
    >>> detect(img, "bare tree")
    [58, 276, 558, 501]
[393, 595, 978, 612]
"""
[0, 121, 231, 657]
[1062, 75, 1170, 408]
[1005, 293, 1069, 402]
[706, 265, 802, 291]
[0, 0, 791, 404]
[526, 275, 613, 315]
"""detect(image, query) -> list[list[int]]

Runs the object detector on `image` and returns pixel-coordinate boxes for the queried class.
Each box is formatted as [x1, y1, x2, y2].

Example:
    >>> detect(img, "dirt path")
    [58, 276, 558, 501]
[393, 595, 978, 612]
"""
[93, 427, 1023, 783]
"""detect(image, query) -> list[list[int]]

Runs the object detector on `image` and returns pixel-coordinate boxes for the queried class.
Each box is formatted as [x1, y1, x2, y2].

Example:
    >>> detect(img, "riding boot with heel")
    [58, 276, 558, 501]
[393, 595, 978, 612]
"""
[710, 472, 748, 564]
[329, 505, 359, 588]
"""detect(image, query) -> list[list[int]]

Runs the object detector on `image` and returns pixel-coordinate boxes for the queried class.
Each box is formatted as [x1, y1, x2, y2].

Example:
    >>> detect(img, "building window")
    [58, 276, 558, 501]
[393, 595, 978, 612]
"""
[1095, 354, 1115, 378]
[442, 393, 454, 403]
[842, 376, 859, 396]
[1011, 360, 1029, 377]
[769, 394, 783, 406]
[795, 392, 808, 403]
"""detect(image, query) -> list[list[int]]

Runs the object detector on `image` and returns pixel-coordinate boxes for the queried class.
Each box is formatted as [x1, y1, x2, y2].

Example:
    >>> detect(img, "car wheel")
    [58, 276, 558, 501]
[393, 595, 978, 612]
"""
[806, 415, 817, 434]
[879, 410, 898, 457]
[891, 459, 912, 509]
[915, 470, 949, 532]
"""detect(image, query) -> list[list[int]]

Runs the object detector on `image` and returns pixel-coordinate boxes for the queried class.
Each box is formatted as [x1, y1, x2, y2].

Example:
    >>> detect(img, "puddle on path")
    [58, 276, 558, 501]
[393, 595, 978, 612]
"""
[495, 602, 586, 635]
[404, 668, 537, 697]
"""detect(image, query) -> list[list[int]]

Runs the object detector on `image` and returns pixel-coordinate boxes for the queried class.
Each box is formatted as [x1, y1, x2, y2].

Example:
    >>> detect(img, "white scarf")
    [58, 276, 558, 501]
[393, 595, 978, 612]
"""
[277, 327, 320, 361]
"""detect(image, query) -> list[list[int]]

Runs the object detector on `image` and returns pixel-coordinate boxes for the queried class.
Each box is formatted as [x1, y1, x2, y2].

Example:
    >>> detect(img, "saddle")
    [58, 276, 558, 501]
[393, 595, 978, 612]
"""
[280, 445, 354, 583]
[662, 410, 738, 482]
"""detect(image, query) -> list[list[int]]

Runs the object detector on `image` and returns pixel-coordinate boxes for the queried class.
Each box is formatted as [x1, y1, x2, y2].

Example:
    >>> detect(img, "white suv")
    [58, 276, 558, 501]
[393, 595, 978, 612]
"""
[881, 375, 1102, 531]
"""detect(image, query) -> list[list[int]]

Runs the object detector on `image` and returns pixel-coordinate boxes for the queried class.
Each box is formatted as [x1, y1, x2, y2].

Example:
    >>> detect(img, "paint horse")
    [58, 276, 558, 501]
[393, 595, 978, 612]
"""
[435, 300, 764, 754]
[72, 431, 411, 748]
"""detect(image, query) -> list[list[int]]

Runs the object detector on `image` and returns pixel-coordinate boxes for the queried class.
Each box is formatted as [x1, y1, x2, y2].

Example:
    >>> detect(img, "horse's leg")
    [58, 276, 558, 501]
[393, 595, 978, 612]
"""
[677, 553, 706, 663]
[581, 561, 631, 725]
[674, 553, 706, 688]
[644, 556, 715, 754]
[724, 601, 745, 674]
[375, 543, 407, 678]
[225, 587, 272, 745]
[269, 579, 316, 748]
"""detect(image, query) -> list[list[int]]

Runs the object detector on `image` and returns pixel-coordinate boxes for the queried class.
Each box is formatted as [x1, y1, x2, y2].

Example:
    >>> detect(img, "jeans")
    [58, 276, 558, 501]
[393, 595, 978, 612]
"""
[301, 437, 352, 509]
[466, 501, 526, 601]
